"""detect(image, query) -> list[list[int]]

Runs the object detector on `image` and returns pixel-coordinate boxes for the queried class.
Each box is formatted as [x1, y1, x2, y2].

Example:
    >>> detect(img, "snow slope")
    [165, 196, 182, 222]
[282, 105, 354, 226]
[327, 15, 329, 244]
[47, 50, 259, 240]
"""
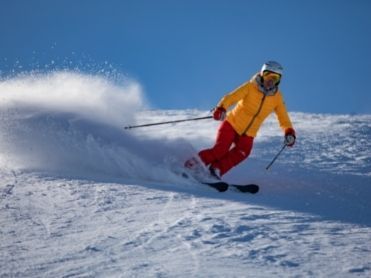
[1, 72, 370, 277]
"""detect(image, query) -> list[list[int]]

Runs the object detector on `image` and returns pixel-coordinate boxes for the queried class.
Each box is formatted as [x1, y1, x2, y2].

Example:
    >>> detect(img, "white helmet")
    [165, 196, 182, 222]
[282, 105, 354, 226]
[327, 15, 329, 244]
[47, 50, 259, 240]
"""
[261, 61, 283, 76]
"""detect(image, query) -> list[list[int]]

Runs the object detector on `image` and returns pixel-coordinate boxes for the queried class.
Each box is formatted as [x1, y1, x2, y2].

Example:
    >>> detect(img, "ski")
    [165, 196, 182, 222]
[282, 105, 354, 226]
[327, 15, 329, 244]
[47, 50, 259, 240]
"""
[181, 171, 259, 194]
[203, 182, 259, 194]
[230, 184, 259, 194]
[202, 181, 229, 192]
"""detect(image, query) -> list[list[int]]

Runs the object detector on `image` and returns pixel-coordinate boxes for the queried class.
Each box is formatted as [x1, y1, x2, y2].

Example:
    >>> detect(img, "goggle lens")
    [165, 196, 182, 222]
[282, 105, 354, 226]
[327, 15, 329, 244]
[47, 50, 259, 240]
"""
[263, 71, 281, 82]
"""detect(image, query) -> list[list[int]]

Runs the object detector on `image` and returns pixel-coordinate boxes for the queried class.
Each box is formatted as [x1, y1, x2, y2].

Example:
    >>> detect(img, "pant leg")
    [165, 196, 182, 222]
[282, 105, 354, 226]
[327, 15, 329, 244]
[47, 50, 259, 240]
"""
[211, 135, 254, 176]
[198, 120, 237, 166]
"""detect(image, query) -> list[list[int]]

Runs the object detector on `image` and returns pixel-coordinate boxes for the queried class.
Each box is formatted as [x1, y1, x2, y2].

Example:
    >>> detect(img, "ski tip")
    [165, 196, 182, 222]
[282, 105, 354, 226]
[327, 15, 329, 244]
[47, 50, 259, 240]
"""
[248, 184, 259, 194]
[233, 184, 260, 194]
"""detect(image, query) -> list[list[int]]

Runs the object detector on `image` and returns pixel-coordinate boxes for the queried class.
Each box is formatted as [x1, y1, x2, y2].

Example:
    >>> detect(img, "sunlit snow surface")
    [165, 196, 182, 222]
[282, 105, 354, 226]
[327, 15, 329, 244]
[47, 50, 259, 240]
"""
[1, 72, 370, 277]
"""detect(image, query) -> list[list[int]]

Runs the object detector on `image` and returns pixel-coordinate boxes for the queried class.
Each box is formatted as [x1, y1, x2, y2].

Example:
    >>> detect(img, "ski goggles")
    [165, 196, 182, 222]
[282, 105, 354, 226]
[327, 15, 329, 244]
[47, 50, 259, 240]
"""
[262, 71, 281, 82]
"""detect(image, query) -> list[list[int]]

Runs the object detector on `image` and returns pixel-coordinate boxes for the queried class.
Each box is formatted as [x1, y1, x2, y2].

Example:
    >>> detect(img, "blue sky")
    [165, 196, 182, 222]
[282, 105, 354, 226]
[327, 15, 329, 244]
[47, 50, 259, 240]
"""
[1, 0, 371, 114]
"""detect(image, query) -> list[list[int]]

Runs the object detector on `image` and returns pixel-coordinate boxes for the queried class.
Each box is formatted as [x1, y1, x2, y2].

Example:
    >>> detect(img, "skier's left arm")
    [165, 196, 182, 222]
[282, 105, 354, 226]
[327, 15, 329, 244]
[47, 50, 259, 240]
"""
[275, 93, 296, 147]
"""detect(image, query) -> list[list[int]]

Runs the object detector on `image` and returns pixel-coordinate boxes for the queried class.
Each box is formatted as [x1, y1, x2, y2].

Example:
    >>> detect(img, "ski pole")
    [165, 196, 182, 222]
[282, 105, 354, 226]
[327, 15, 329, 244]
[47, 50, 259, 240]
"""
[265, 144, 287, 170]
[124, 115, 213, 130]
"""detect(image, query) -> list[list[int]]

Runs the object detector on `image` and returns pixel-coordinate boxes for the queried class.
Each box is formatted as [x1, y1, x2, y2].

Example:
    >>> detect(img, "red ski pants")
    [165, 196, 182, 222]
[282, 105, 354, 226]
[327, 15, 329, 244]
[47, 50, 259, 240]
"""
[198, 121, 254, 176]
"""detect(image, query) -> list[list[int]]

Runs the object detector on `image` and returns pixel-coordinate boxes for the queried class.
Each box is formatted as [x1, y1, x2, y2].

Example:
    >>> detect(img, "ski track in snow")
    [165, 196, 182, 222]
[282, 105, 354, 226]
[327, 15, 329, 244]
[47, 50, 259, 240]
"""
[1, 169, 370, 277]
[1, 73, 371, 277]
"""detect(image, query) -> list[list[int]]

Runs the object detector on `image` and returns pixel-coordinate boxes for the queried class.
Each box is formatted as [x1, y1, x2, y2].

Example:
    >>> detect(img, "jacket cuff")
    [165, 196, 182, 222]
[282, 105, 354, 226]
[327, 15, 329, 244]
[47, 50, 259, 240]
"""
[285, 127, 296, 137]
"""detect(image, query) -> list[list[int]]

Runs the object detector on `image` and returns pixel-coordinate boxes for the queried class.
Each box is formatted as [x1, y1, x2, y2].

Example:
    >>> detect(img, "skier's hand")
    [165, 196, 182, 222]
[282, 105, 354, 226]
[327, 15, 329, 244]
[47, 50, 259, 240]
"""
[284, 128, 296, 147]
[213, 107, 226, 121]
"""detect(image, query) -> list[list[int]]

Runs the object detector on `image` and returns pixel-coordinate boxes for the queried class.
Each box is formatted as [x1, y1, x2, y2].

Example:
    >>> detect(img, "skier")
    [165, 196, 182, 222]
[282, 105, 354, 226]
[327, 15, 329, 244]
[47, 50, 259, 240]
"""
[185, 61, 296, 181]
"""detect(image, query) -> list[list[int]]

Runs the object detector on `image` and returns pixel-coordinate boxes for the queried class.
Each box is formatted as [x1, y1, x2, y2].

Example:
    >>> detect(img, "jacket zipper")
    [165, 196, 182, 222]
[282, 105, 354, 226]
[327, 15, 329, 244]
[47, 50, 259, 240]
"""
[243, 94, 266, 135]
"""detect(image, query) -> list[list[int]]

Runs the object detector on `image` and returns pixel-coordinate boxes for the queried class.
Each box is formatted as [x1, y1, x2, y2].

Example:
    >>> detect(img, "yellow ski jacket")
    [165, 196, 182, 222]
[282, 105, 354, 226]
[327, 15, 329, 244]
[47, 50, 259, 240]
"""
[217, 74, 293, 137]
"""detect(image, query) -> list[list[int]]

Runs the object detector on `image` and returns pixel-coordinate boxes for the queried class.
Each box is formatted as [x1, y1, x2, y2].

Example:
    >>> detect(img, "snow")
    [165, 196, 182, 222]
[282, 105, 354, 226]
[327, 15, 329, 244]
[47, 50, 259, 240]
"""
[1, 72, 370, 277]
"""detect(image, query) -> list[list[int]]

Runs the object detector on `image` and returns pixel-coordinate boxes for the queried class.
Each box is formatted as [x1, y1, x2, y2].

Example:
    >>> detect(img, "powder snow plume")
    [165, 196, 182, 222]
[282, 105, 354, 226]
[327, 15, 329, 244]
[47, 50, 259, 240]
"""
[0, 71, 144, 127]
[0, 71, 193, 180]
